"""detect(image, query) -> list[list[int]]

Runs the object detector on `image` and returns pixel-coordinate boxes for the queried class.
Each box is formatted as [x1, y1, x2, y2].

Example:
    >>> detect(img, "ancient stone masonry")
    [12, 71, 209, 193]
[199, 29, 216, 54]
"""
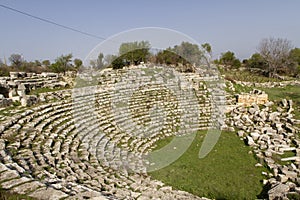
[0, 71, 73, 107]
[0, 65, 216, 199]
[237, 89, 268, 106]
[227, 98, 300, 199]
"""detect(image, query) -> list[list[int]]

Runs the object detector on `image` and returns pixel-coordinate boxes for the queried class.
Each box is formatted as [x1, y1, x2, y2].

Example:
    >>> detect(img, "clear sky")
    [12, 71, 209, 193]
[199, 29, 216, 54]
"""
[1, 0, 300, 63]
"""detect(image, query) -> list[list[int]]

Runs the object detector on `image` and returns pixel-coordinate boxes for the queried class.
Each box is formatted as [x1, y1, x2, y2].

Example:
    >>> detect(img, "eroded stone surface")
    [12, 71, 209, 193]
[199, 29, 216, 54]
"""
[29, 187, 69, 200]
[1, 177, 31, 189]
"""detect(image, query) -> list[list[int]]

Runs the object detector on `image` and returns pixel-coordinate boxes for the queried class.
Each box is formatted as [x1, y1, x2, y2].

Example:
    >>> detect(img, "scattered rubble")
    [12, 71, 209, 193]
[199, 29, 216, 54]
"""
[0, 71, 73, 107]
[227, 97, 300, 199]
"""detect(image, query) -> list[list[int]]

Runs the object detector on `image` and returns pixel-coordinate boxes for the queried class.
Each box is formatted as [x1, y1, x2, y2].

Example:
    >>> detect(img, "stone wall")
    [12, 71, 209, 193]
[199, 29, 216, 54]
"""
[0, 71, 73, 107]
[237, 89, 268, 106]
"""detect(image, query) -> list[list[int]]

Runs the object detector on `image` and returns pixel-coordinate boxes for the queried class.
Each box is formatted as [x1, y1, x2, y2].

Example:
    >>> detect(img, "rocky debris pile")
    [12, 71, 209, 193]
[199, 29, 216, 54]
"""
[0, 95, 12, 107]
[227, 99, 300, 199]
[0, 71, 72, 107]
[20, 95, 39, 107]
[38, 89, 72, 102]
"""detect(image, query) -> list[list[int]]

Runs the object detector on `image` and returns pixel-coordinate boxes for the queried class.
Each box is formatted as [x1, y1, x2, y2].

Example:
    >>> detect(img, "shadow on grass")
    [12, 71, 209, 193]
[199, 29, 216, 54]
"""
[256, 182, 271, 199]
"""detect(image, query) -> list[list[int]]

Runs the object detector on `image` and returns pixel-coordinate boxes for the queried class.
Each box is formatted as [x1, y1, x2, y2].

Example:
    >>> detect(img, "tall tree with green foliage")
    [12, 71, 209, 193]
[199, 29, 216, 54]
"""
[201, 43, 212, 63]
[246, 53, 267, 69]
[51, 53, 73, 73]
[42, 60, 51, 68]
[74, 58, 83, 69]
[289, 48, 300, 66]
[172, 42, 204, 65]
[219, 51, 241, 68]
[119, 41, 151, 64]
[287, 48, 300, 76]
[156, 42, 205, 68]
[156, 49, 183, 65]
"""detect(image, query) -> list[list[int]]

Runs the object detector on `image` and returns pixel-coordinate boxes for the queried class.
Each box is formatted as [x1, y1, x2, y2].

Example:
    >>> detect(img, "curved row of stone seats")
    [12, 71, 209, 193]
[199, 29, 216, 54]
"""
[71, 93, 146, 175]
[72, 83, 205, 178]
[0, 102, 122, 198]
[79, 71, 213, 157]
[0, 66, 213, 199]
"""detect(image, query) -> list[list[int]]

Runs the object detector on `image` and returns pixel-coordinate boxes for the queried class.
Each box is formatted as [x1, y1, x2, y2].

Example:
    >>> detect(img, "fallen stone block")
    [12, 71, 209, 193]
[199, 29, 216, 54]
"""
[29, 187, 69, 200]
[268, 183, 289, 200]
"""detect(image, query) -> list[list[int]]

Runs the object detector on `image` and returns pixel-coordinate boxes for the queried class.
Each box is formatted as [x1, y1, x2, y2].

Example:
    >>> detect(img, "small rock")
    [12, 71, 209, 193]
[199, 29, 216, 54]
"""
[246, 136, 255, 146]
[237, 130, 244, 137]
[281, 99, 288, 108]
[255, 163, 263, 167]
[250, 132, 260, 140]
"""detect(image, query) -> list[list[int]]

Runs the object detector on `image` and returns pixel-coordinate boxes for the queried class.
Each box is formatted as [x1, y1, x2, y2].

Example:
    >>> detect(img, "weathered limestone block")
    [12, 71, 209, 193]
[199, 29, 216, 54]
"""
[246, 136, 255, 146]
[237, 92, 268, 106]
[1, 177, 32, 189]
[268, 183, 289, 200]
[29, 187, 69, 200]
[21, 95, 38, 107]
[0, 170, 19, 181]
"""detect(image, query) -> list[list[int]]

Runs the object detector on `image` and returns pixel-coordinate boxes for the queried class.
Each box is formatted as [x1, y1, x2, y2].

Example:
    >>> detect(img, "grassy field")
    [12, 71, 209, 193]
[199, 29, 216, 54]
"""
[149, 131, 267, 200]
[260, 85, 300, 119]
[223, 69, 287, 83]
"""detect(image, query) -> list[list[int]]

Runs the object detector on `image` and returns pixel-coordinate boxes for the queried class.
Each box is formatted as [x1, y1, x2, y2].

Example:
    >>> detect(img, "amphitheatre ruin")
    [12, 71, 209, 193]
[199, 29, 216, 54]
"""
[0, 62, 299, 200]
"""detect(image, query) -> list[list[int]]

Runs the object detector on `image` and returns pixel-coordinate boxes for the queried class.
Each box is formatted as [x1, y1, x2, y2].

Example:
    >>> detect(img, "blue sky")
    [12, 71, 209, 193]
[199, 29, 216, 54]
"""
[1, 0, 300, 63]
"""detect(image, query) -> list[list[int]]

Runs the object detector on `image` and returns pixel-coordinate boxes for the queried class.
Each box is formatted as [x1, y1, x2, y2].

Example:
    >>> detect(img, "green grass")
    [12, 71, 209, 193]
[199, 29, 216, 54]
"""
[152, 135, 175, 150]
[232, 83, 253, 94]
[260, 85, 300, 119]
[149, 131, 266, 200]
[29, 86, 69, 95]
[223, 70, 285, 83]
[271, 150, 296, 166]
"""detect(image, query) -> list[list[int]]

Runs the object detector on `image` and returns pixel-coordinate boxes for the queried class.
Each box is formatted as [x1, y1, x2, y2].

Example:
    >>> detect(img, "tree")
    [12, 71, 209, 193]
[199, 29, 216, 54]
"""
[118, 41, 151, 65]
[96, 53, 104, 69]
[0, 60, 9, 76]
[9, 54, 24, 67]
[74, 58, 83, 69]
[90, 53, 105, 69]
[51, 54, 73, 73]
[42, 60, 51, 67]
[287, 48, 300, 76]
[201, 43, 212, 62]
[34, 60, 41, 67]
[258, 37, 293, 77]
[111, 56, 126, 69]
[289, 48, 300, 65]
[104, 54, 117, 66]
[219, 51, 241, 68]
[156, 49, 183, 65]
[172, 42, 204, 65]
[246, 53, 267, 69]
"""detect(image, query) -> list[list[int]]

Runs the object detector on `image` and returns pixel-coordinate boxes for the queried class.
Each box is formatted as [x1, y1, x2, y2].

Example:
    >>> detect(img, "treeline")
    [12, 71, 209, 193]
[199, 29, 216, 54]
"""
[215, 37, 300, 78]
[89, 41, 211, 73]
[0, 53, 82, 76]
[0, 41, 208, 76]
[1, 37, 299, 78]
